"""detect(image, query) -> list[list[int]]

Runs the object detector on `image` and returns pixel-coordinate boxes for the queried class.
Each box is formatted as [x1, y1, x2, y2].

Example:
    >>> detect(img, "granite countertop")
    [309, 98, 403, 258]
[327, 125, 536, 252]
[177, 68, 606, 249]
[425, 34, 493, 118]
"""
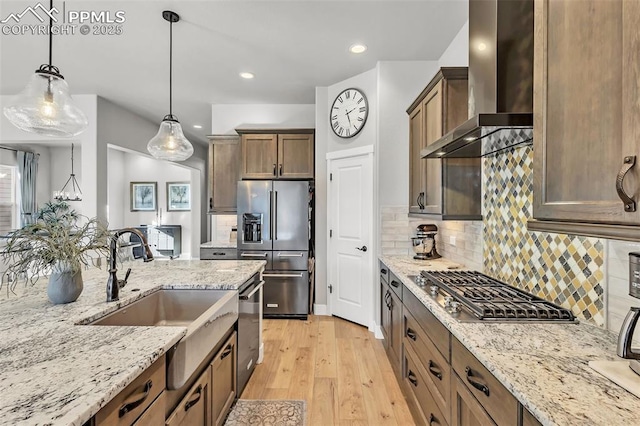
[200, 240, 237, 249]
[379, 255, 639, 425]
[0, 259, 265, 426]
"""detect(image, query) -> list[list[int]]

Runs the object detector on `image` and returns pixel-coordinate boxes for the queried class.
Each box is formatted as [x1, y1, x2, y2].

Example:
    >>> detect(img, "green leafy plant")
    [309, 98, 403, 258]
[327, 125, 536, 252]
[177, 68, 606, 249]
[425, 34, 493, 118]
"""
[0, 201, 111, 291]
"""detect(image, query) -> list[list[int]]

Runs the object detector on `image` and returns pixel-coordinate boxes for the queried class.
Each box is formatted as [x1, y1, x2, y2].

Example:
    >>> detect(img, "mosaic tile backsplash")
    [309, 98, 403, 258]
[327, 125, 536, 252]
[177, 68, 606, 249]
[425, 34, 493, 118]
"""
[483, 145, 606, 326]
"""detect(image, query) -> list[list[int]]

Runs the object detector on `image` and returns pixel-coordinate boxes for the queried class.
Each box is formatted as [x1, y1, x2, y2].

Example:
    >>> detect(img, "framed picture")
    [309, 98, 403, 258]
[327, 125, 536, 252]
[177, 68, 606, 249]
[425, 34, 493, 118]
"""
[130, 182, 157, 211]
[167, 182, 191, 211]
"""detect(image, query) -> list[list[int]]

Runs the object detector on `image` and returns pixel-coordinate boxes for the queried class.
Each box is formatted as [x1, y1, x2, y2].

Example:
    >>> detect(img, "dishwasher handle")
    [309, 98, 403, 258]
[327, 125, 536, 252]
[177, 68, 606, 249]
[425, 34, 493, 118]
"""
[239, 281, 264, 300]
[262, 273, 304, 278]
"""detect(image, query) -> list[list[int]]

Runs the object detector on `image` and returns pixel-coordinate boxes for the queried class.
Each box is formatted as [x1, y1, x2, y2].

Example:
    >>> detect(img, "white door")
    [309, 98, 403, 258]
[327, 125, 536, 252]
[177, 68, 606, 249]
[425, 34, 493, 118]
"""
[327, 147, 373, 327]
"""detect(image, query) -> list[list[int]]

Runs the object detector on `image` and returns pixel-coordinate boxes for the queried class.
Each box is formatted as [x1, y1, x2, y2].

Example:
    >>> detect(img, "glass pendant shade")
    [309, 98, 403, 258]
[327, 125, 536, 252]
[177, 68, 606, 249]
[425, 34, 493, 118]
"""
[147, 117, 194, 161]
[3, 71, 88, 138]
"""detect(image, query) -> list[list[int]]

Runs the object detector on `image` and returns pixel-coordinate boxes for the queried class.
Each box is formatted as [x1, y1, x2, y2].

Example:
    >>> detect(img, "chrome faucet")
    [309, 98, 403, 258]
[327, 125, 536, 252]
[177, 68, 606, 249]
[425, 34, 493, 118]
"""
[106, 228, 154, 302]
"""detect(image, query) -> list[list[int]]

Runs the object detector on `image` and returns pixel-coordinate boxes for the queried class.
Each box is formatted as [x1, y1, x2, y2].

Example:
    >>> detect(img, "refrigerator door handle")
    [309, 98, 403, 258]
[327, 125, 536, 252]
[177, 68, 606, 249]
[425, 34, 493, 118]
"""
[262, 273, 304, 278]
[269, 190, 274, 240]
[274, 191, 278, 240]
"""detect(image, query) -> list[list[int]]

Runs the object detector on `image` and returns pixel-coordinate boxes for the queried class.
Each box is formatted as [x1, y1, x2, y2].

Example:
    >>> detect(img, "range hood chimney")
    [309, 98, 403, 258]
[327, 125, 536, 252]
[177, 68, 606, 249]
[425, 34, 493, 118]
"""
[422, 0, 534, 158]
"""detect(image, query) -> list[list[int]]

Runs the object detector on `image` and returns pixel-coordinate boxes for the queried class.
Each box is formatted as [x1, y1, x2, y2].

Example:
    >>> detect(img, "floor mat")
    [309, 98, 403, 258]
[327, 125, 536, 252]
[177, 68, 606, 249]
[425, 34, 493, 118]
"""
[224, 399, 306, 426]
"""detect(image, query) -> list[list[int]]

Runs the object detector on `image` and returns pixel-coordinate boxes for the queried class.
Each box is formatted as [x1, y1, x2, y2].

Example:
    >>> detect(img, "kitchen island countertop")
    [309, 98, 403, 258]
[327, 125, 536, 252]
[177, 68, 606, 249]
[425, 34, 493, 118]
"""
[380, 254, 639, 426]
[0, 259, 265, 426]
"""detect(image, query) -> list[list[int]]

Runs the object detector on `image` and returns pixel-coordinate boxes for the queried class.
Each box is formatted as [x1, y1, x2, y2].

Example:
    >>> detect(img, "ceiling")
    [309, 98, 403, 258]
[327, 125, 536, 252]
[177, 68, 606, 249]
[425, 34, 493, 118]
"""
[0, 1, 468, 145]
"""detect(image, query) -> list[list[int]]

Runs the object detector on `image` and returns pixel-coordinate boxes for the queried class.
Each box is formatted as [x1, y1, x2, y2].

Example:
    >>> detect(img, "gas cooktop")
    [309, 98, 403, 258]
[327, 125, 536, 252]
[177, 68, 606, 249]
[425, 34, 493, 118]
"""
[412, 270, 577, 323]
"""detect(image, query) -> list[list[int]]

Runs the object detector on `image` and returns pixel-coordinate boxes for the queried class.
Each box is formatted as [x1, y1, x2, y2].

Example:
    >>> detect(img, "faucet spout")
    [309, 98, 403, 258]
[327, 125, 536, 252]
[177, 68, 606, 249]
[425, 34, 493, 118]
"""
[107, 228, 154, 302]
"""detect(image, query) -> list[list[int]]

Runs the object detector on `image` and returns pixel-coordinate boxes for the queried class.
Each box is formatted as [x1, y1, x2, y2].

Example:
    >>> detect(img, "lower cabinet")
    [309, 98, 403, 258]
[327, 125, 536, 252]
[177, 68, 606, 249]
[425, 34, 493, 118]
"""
[166, 368, 211, 426]
[388, 287, 403, 378]
[132, 392, 165, 425]
[211, 332, 237, 426]
[451, 375, 496, 426]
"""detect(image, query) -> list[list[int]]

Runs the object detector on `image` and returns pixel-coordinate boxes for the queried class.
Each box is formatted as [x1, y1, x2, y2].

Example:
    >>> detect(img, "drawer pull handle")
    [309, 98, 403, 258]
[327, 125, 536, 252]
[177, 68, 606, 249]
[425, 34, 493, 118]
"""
[406, 327, 417, 341]
[277, 252, 304, 257]
[390, 280, 399, 288]
[380, 268, 388, 275]
[221, 344, 233, 359]
[617, 155, 637, 212]
[428, 360, 443, 380]
[407, 369, 418, 387]
[119, 380, 152, 418]
[385, 291, 391, 309]
[185, 385, 203, 412]
[241, 253, 268, 257]
[212, 252, 226, 256]
[466, 367, 490, 396]
[429, 413, 439, 426]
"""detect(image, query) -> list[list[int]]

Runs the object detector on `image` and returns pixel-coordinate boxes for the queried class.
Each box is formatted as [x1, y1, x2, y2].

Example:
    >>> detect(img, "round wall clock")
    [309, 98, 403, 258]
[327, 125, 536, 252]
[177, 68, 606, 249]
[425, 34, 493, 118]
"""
[330, 88, 368, 138]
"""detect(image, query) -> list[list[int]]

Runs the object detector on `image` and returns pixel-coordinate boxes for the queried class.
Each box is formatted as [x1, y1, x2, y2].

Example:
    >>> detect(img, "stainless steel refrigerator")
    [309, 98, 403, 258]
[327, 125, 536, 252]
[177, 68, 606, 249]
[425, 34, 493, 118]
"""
[237, 181, 310, 318]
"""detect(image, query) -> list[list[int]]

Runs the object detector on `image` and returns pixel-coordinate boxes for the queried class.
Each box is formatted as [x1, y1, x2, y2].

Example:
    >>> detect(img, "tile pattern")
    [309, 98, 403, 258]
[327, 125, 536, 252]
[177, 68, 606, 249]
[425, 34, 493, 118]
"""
[480, 127, 533, 156]
[483, 145, 606, 325]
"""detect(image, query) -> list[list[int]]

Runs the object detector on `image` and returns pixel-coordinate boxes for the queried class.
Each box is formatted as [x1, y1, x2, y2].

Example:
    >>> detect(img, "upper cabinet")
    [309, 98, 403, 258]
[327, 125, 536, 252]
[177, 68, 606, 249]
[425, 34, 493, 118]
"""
[238, 130, 314, 180]
[407, 67, 481, 220]
[208, 135, 241, 214]
[530, 0, 640, 239]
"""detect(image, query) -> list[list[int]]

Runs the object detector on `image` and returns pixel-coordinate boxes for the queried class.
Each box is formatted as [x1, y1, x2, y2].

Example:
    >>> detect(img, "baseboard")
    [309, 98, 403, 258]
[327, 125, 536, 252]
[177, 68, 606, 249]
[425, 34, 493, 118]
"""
[257, 342, 264, 364]
[373, 324, 384, 340]
[313, 304, 329, 316]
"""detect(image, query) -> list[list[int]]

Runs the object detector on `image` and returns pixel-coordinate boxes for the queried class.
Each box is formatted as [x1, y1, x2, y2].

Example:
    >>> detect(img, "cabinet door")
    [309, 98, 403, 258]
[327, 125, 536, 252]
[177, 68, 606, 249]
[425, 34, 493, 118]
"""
[132, 392, 165, 426]
[389, 289, 403, 378]
[241, 134, 278, 179]
[166, 369, 210, 426]
[208, 136, 240, 213]
[409, 104, 425, 213]
[423, 80, 444, 215]
[211, 332, 237, 426]
[451, 375, 496, 426]
[533, 0, 640, 226]
[380, 282, 391, 349]
[277, 134, 314, 179]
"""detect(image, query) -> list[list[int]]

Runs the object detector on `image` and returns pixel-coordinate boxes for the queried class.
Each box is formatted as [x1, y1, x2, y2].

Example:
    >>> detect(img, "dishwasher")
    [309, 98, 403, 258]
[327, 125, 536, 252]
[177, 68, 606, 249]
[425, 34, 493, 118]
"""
[237, 273, 263, 396]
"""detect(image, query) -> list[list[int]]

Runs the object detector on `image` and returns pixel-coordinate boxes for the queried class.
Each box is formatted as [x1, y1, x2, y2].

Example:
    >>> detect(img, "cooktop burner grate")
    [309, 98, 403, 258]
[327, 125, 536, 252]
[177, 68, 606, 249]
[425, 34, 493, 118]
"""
[421, 270, 576, 321]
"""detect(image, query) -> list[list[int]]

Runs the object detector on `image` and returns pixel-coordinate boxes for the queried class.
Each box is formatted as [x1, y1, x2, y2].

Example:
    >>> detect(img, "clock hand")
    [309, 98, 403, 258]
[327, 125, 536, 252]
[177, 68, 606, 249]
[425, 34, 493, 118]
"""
[346, 113, 352, 127]
[345, 107, 356, 115]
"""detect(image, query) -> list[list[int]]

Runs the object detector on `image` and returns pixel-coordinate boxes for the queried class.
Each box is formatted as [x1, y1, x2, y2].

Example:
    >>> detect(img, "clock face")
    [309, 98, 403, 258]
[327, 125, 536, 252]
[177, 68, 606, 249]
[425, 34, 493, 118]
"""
[330, 88, 368, 138]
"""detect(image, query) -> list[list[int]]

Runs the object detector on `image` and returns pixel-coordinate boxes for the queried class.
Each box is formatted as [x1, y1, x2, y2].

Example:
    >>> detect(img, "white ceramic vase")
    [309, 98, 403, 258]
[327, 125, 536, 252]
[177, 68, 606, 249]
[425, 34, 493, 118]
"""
[47, 264, 83, 304]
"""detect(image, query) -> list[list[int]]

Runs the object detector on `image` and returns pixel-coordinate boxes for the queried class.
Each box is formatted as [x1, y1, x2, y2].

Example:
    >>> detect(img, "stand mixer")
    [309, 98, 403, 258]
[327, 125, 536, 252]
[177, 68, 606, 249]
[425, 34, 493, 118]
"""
[410, 224, 441, 260]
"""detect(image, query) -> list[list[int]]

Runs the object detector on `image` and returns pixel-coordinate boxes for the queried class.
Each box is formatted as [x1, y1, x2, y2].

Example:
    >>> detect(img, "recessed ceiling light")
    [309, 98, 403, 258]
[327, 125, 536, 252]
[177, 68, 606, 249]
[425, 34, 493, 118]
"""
[349, 44, 367, 54]
[193, 125, 203, 129]
[240, 72, 255, 79]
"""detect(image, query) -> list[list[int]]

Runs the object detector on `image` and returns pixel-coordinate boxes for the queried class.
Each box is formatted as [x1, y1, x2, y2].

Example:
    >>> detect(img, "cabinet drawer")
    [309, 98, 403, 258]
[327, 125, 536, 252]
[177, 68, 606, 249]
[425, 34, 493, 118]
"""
[200, 248, 237, 260]
[404, 344, 449, 426]
[166, 368, 210, 426]
[379, 261, 390, 283]
[95, 355, 166, 425]
[403, 287, 450, 362]
[132, 392, 165, 426]
[451, 338, 517, 426]
[388, 272, 403, 299]
[404, 308, 450, 423]
[451, 375, 496, 426]
[211, 332, 237, 426]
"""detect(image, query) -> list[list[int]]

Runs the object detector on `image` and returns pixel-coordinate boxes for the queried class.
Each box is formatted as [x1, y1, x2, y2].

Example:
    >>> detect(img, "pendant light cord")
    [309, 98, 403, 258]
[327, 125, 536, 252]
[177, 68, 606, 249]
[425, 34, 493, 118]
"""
[70, 143, 75, 174]
[169, 18, 173, 117]
[48, 0, 53, 67]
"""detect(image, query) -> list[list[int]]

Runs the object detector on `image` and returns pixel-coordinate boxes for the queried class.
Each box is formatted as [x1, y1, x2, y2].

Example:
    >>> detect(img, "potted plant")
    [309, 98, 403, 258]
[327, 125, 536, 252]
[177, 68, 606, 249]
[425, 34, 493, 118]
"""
[0, 201, 111, 304]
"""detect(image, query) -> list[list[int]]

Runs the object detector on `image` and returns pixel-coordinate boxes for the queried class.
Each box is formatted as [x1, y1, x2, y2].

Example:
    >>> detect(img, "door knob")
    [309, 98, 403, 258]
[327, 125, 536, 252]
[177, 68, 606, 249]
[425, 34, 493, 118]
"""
[356, 245, 368, 252]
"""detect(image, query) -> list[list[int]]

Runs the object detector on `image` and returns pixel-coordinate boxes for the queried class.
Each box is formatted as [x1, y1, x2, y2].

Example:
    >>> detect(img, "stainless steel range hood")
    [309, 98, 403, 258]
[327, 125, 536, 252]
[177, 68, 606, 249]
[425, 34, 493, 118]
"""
[422, 0, 534, 158]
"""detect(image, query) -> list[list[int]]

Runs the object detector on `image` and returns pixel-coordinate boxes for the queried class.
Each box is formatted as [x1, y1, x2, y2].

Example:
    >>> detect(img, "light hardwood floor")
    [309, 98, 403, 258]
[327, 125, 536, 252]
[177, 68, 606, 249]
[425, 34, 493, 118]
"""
[241, 315, 415, 425]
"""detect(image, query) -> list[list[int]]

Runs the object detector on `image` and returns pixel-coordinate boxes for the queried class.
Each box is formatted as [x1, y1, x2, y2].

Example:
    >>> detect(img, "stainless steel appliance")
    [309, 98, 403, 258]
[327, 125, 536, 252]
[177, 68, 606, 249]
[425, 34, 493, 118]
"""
[237, 273, 263, 395]
[411, 224, 441, 260]
[411, 270, 576, 323]
[616, 252, 640, 375]
[237, 180, 311, 318]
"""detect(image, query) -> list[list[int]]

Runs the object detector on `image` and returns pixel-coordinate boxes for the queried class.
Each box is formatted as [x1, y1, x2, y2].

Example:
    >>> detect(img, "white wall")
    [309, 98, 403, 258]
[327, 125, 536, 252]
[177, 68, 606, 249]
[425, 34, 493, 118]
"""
[107, 148, 125, 229]
[211, 104, 316, 135]
[438, 20, 469, 68]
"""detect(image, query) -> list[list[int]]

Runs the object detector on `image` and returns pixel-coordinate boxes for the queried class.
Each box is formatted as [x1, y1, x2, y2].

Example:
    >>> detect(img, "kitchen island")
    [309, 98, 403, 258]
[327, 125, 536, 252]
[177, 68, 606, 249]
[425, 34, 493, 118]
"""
[0, 259, 265, 426]
[380, 255, 639, 425]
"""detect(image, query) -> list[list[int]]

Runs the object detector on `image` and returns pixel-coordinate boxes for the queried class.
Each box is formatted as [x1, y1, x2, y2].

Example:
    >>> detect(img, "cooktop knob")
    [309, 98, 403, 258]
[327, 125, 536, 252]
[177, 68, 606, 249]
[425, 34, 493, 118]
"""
[429, 285, 439, 296]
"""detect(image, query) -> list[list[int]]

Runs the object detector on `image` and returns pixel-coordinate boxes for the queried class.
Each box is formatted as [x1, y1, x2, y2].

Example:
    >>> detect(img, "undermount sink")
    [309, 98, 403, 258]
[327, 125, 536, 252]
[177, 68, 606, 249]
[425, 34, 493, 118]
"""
[89, 289, 238, 390]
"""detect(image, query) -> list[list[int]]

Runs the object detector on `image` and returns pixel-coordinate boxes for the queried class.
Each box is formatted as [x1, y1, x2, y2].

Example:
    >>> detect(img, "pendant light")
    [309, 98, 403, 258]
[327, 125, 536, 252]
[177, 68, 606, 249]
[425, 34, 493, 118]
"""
[3, 0, 88, 138]
[53, 143, 82, 201]
[147, 11, 194, 162]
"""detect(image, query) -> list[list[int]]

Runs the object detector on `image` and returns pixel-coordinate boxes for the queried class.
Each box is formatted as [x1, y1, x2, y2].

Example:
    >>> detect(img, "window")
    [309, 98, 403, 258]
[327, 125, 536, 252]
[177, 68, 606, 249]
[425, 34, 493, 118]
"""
[0, 166, 18, 234]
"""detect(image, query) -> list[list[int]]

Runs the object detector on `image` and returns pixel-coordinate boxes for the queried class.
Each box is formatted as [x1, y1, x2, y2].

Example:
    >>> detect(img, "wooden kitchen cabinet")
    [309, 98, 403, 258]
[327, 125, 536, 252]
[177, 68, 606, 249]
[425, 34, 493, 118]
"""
[166, 368, 210, 426]
[530, 0, 640, 239]
[407, 67, 481, 219]
[210, 332, 237, 426]
[451, 375, 496, 426]
[238, 130, 314, 180]
[94, 355, 166, 426]
[380, 264, 391, 349]
[207, 135, 241, 214]
[132, 392, 165, 426]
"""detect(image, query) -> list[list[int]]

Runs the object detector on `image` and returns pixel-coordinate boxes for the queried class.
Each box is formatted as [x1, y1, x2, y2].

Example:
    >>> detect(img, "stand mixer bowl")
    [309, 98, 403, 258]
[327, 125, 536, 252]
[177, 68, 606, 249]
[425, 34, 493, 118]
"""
[411, 236, 434, 255]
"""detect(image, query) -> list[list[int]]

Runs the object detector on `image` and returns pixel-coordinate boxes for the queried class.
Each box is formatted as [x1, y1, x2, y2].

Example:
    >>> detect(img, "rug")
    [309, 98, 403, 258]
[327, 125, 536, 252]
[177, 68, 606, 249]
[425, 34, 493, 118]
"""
[224, 399, 306, 426]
